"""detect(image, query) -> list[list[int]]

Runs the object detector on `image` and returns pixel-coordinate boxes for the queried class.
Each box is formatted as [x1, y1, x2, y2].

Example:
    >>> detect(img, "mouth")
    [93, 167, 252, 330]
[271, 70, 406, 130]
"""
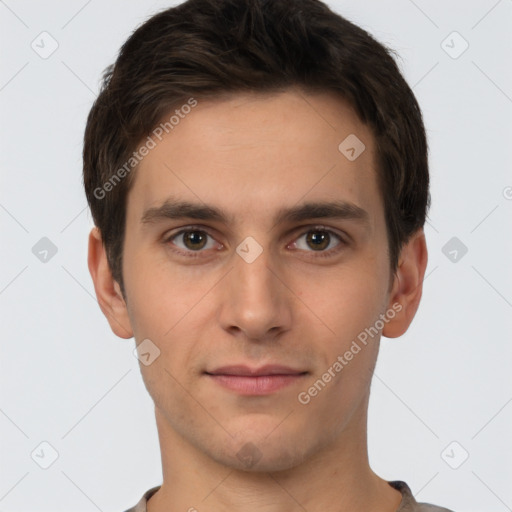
[204, 365, 308, 395]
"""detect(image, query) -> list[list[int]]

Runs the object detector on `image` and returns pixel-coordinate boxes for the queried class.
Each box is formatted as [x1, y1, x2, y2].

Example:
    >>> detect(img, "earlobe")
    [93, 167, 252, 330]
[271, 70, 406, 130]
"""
[382, 229, 428, 339]
[87, 227, 134, 339]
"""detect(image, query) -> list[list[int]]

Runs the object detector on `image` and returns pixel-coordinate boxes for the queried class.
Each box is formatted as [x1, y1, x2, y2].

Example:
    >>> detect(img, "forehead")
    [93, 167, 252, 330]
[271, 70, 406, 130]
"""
[126, 90, 382, 229]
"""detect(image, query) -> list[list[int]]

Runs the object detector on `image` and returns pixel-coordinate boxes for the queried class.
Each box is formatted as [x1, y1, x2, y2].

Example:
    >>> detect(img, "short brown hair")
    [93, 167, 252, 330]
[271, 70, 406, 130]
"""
[83, 0, 429, 297]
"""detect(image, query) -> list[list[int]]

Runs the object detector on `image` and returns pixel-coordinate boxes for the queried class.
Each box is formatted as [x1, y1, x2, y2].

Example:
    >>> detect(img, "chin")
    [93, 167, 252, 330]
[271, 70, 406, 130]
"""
[209, 427, 312, 473]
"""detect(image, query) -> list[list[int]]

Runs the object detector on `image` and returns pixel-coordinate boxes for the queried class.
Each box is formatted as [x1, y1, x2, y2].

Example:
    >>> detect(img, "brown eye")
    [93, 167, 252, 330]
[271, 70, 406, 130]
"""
[182, 231, 208, 250]
[305, 230, 331, 251]
[290, 227, 345, 257]
[166, 229, 218, 254]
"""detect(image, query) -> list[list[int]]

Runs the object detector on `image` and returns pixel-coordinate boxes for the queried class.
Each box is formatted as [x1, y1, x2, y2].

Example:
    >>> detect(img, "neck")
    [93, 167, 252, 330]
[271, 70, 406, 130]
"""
[147, 399, 402, 512]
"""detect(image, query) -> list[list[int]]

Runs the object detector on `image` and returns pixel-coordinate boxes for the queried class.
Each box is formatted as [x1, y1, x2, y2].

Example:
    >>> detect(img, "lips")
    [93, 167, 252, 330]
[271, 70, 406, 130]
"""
[205, 364, 307, 377]
[205, 365, 308, 395]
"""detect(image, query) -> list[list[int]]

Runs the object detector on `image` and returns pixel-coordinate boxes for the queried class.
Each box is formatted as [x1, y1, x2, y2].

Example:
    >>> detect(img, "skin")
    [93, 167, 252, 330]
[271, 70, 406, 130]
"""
[88, 89, 427, 512]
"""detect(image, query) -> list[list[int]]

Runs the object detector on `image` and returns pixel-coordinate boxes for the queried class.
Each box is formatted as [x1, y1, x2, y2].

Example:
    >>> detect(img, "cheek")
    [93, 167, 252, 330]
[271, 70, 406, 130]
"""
[124, 255, 219, 396]
[296, 268, 386, 413]
[123, 242, 206, 338]
[300, 260, 389, 345]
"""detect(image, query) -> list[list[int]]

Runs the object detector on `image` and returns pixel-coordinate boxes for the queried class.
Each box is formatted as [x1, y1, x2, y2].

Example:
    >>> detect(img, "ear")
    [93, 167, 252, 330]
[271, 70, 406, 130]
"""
[382, 228, 428, 338]
[87, 227, 133, 339]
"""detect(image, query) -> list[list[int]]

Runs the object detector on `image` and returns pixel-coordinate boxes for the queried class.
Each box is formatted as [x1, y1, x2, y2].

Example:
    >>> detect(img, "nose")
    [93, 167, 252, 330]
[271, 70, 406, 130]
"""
[218, 242, 293, 342]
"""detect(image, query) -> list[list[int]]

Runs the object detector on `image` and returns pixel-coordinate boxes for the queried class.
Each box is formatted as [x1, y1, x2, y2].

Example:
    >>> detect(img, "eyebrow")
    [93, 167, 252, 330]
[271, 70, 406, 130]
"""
[140, 197, 370, 228]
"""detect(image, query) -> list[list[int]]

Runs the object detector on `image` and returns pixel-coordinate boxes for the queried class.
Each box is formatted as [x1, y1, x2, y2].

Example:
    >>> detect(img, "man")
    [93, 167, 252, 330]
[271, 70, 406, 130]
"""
[83, 0, 453, 510]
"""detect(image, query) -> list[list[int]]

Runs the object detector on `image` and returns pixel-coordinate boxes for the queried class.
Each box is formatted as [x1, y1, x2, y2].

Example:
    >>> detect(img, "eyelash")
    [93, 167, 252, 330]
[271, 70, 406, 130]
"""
[163, 225, 348, 259]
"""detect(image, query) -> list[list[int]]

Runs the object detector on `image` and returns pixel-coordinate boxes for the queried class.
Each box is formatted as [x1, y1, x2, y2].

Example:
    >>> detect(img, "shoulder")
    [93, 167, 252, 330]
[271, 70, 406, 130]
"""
[121, 485, 161, 512]
[414, 505, 455, 512]
[389, 481, 454, 512]
[413, 504, 454, 512]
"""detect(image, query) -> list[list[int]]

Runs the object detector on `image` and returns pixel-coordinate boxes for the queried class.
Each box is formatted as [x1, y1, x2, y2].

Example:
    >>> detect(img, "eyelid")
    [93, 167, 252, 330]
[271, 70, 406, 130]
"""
[288, 224, 349, 243]
[163, 224, 217, 240]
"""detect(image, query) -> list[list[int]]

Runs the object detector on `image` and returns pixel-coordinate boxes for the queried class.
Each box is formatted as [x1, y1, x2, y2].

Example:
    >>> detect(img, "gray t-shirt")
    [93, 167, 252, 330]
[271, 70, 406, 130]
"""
[122, 480, 453, 511]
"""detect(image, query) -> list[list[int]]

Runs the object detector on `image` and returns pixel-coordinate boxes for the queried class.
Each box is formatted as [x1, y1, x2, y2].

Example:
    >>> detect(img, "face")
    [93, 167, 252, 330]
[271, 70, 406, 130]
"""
[107, 90, 406, 472]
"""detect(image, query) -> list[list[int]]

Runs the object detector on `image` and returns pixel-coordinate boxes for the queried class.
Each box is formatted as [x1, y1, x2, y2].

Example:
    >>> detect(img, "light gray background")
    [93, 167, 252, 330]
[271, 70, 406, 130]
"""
[1, 1, 511, 511]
